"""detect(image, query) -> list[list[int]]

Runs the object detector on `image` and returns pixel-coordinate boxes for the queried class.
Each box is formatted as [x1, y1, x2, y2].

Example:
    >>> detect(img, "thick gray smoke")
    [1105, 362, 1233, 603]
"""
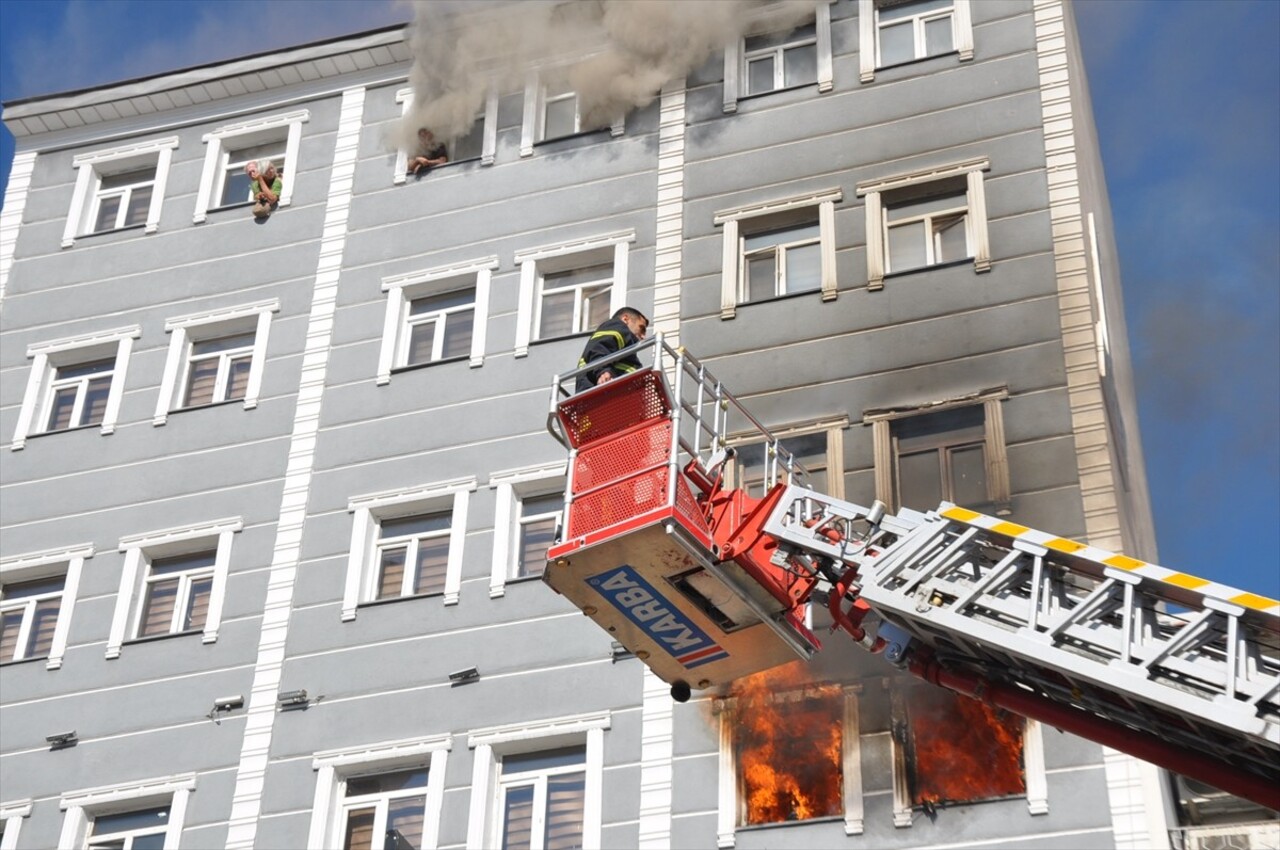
[398, 0, 814, 149]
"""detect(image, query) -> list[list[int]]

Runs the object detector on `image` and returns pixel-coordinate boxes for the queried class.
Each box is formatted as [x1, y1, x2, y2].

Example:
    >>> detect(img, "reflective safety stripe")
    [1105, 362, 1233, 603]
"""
[592, 330, 627, 348]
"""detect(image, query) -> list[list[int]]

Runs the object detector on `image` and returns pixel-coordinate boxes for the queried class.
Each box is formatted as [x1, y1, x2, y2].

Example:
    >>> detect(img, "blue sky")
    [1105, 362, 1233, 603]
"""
[1, 0, 1277, 599]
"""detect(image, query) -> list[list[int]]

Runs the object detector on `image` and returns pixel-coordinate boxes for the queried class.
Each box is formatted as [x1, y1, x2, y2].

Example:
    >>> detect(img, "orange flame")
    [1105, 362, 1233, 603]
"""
[907, 687, 1026, 805]
[724, 662, 843, 825]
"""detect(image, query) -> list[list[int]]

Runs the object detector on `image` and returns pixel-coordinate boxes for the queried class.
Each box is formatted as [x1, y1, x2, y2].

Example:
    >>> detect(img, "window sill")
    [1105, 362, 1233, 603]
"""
[27, 422, 104, 440]
[534, 126, 613, 148]
[507, 572, 546, 585]
[73, 223, 148, 242]
[531, 331, 592, 347]
[738, 80, 817, 102]
[736, 286, 824, 309]
[875, 49, 961, 75]
[883, 257, 974, 280]
[356, 591, 445, 610]
[406, 156, 479, 178]
[168, 398, 246, 415]
[390, 354, 471, 375]
[123, 629, 202, 647]
[0, 654, 51, 668]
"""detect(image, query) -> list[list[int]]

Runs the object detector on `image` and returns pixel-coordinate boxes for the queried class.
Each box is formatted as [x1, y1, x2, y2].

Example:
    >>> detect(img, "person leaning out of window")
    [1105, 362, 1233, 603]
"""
[408, 128, 449, 176]
[244, 158, 282, 219]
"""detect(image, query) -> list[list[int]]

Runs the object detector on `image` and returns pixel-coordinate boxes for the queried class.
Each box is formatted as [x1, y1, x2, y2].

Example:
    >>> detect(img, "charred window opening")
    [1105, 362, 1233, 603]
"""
[724, 665, 844, 827]
[897, 686, 1026, 810]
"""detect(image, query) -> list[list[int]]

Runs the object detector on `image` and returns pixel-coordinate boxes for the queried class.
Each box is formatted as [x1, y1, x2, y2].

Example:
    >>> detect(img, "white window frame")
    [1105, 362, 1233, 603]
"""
[154, 300, 278, 425]
[193, 110, 308, 223]
[488, 461, 568, 598]
[12, 325, 140, 451]
[308, 735, 452, 850]
[859, 0, 973, 82]
[883, 188, 970, 274]
[723, 2, 833, 111]
[133, 550, 217, 641]
[378, 258, 496, 383]
[58, 774, 194, 850]
[0, 544, 92, 671]
[343, 478, 476, 620]
[106, 519, 241, 659]
[715, 190, 839, 319]
[865, 387, 1010, 514]
[394, 87, 497, 184]
[62, 137, 177, 248]
[715, 686, 861, 846]
[858, 158, 990, 289]
[514, 230, 635, 357]
[520, 69, 625, 157]
[0, 799, 32, 850]
[465, 711, 609, 850]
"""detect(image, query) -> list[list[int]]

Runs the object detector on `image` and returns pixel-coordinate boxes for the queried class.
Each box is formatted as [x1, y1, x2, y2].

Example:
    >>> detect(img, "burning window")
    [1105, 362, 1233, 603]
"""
[898, 686, 1026, 810]
[722, 663, 844, 827]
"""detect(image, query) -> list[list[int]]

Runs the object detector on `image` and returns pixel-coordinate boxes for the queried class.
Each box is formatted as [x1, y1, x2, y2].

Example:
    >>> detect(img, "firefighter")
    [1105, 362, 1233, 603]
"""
[575, 307, 649, 393]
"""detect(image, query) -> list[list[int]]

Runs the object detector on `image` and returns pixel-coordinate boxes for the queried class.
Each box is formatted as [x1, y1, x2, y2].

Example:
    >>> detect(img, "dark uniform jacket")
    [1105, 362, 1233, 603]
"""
[575, 317, 643, 393]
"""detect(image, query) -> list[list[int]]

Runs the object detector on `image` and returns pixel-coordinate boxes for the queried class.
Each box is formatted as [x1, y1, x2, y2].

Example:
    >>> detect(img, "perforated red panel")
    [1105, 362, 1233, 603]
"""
[675, 475, 710, 536]
[557, 370, 670, 449]
[569, 468, 670, 538]
[573, 420, 672, 494]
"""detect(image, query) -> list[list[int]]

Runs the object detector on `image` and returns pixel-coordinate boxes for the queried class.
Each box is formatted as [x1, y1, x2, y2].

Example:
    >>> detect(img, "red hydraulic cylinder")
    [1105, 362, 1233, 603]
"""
[909, 655, 1280, 811]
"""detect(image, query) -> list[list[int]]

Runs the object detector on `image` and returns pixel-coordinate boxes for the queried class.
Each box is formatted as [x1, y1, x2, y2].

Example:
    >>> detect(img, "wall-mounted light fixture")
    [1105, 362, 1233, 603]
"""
[45, 730, 78, 750]
[277, 689, 310, 710]
[448, 667, 480, 686]
[213, 695, 245, 711]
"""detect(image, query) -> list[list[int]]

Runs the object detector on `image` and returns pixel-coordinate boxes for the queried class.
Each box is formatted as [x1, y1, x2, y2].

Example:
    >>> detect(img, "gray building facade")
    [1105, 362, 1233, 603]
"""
[4, 2, 1224, 849]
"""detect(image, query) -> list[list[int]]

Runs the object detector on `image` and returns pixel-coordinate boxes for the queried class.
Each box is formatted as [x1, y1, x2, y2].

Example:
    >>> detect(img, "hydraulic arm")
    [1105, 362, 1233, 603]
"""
[543, 335, 1280, 809]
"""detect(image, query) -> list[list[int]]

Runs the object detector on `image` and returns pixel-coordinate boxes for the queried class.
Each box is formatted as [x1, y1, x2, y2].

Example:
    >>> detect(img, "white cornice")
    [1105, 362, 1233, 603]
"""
[3, 27, 408, 141]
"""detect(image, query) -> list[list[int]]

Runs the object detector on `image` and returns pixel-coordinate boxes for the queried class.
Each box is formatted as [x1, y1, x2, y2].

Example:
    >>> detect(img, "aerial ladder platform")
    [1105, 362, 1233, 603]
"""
[543, 335, 1280, 810]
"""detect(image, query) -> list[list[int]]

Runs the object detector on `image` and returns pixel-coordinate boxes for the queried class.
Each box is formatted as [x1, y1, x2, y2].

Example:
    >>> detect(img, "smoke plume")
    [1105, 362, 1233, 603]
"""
[399, 0, 814, 149]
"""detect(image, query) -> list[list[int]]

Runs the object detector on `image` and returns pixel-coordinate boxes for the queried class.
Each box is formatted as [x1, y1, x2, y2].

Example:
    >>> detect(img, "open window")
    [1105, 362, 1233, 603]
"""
[62, 137, 178, 247]
[723, 2, 833, 111]
[514, 231, 634, 357]
[378, 258, 496, 383]
[308, 735, 451, 850]
[154, 300, 278, 425]
[12, 325, 140, 450]
[0, 544, 92, 670]
[394, 87, 495, 184]
[858, 0, 974, 82]
[194, 110, 307, 222]
[519, 69, 624, 156]
[489, 462, 568, 598]
[465, 711, 609, 850]
[858, 158, 991, 289]
[343, 478, 476, 619]
[716, 190, 839, 319]
[106, 518, 240, 658]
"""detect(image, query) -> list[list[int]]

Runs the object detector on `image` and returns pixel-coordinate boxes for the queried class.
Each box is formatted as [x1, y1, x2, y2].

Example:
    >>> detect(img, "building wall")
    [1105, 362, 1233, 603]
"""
[1, 3, 1159, 848]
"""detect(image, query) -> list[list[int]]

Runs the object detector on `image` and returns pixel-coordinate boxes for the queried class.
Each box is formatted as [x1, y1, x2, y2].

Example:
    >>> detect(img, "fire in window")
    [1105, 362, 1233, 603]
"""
[899, 686, 1025, 809]
[725, 662, 843, 826]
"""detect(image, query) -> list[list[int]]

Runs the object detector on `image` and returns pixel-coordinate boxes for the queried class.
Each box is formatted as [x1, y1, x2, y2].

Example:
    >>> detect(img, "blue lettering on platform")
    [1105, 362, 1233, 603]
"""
[587, 565, 729, 669]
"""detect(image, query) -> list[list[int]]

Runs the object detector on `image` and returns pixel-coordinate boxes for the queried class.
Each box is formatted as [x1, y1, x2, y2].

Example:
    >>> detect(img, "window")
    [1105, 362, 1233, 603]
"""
[540, 82, 581, 141]
[715, 191, 839, 319]
[859, 0, 974, 82]
[466, 712, 608, 850]
[0, 545, 90, 670]
[489, 463, 568, 598]
[734, 431, 829, 499]
[394, 87, 497, 184]
[866, 390, 1010, 515]
[402, 289, 476, 367]
[194, 110, 307, 222]
[86, 805, 171, 849]
[62, 137, 178, 247]
[378, 260, 495, 383]
[308, 735, 450, 850]
[58, 774, 193, 850]
[343, 479, 476, 620]
[514, 231, 634, 357]
[884, 178, 969, 274]
[154, 301, 277, 425]
[745, 23, 818, 95]
[520, 71, 624, 156]
[0, 799, 32, 850]
[12, 326, 139, 450]
[136, 551, 215, 639]
[858, 158, 990, 289]
[723, 3, 833, 111]
[372, 513, 451, 601]
[537, 264, 613, 339]
[107, 519, 240, 658]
